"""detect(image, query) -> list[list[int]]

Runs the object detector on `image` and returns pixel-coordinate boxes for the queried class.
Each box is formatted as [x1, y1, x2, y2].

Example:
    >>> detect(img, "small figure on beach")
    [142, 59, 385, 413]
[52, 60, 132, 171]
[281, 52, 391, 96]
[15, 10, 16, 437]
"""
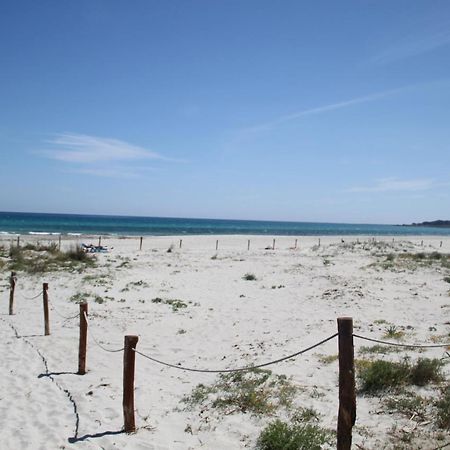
[81, 243, 109, 253]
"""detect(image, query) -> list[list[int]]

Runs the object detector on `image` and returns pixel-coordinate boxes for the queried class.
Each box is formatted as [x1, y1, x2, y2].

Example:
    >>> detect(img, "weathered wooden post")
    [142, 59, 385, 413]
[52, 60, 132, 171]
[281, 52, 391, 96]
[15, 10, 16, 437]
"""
[440, 241, 443, 248]
[9, 271, 16, 315]
[98, 236, 102, 246]
[216, 240, 219, 251]
[294, 238, 297, 249]
[337, 317, 356, 450]
[17, 235, 20, 247]
[421, 240, 423, 247]
[43, 283, 50, 336]
[123, 335, 139, 433]
[247, 239, 250, 251]
[58, 234, 62, 251]
[179, 239, 182, 249]
[318, 238, 321, 247]
[272, 238, 276, 250]
[78, 303, 88, 375]
[139, 237, 143, 251]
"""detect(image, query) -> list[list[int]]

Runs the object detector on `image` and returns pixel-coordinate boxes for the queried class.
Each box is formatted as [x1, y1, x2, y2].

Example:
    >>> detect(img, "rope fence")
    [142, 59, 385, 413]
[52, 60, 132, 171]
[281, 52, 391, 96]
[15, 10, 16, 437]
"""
[5, 234, 446, 256]
[353, 333, 450, 349]
[132, 332, 338, 373]
[83, 312, 124, 353]
[48, 296, 80, 321]
[4, 275, 450, 449]
[17, 289, 44, 301]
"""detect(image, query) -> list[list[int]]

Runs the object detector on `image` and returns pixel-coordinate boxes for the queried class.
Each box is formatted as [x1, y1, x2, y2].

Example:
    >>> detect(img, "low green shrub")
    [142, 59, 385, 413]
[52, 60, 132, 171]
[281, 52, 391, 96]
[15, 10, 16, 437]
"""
[151, 297, 188, 312]
[256, 419, 331, 450]
[383, 325, 405, 340]
[243, 273, 257, 281]
[183, 369, 296, 416]
[435, 384, 450, 429]
[409, 358, 443, 386]
[7, 244, 95, 273]
[359, 360, 409, 393]
[358, 358, 443, 393]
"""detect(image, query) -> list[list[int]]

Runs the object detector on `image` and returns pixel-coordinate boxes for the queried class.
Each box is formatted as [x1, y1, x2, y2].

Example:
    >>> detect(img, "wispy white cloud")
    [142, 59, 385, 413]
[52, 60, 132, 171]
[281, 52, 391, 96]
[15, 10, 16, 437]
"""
[371, 28, 450, 65]
[346, 177, 437, 193]
[38, 133, 182, 177]
[41, 133, 167, 163]
[242, 86, 409, 133]
[66, 167, 158, 179]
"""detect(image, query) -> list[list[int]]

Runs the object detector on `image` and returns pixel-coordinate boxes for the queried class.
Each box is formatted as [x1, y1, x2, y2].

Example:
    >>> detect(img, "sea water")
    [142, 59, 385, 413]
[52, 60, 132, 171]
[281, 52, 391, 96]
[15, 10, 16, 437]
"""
[0, 211, 448, 237]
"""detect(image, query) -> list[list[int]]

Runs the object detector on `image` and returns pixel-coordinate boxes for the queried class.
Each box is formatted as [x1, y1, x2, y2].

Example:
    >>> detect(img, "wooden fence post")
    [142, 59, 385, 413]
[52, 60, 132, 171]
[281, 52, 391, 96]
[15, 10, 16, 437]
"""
[78, 303, 88, 375]
[139, 237, 143, 251]
[123, 335, 139, 433]
[337, 317, 356, 450]
[294, 238, 297, 249]
[98, 236, 102, 246]
[318, 238, 321, 247]
[43, 283, 50, 336]
[421, 240, 423, 247]
[58, 234, 62, 251]
[216, 240, 219, 251]
[272, 238, 276, 250]
[440, 241, 443, 248]
[179, 239, 182, 249]
[9, 271, 16, 315]
[247, 239, 250, 251]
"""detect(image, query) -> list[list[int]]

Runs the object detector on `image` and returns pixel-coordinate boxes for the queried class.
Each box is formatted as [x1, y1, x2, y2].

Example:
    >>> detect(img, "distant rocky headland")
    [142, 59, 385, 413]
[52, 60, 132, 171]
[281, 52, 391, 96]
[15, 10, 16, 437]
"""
[404, 220, 450, 228]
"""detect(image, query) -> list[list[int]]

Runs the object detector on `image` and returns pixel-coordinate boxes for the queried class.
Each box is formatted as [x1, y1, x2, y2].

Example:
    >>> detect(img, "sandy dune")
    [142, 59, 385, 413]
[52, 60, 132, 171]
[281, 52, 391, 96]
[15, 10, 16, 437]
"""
[1, 235, 449, 449]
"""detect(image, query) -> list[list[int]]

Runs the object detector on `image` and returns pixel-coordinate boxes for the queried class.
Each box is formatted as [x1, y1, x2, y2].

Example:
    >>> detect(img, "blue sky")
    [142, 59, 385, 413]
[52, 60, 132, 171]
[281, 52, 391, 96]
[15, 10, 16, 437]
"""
[1, 0, 449, 224]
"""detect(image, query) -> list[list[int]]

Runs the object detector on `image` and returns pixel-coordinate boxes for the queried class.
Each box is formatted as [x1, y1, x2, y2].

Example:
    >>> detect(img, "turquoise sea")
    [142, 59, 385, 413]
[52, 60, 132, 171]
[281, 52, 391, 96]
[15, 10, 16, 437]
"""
[0, 212, 448, 237]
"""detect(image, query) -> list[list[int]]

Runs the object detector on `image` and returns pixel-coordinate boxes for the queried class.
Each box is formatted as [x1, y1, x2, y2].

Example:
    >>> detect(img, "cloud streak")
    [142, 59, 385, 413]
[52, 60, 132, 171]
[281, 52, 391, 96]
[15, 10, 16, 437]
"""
[346, 177, 437, 193]
[38, 133, 182, 177]
[371, 28, 450, 65]
[41, 133, 167, 163]
[242, 86, 409, 133]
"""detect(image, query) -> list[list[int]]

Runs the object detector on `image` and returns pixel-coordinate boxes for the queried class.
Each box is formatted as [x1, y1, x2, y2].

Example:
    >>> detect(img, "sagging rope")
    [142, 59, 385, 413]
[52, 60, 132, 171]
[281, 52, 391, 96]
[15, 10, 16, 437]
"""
[47, 297, 79, 321]
[17, 290, 44, 301]
[133, 332, 338, 373]
[353, 334, 450, 349]
[83, 312, 124, 353]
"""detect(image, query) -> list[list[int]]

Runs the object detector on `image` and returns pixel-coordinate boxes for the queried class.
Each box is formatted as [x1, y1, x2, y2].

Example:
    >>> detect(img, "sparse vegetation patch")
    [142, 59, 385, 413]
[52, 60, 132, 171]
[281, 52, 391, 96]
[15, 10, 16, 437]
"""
[435, 384, 450, 429]
[371, 252, 450, 271]
[183, 369, 296, 416]
[243, 273, 257, 281]
[256, 419, 332, 450]
[151, 297, 188, 312]
[358, 358, 444, 393]
[7, 244, 95, 273]
[383, 325, 406, 340]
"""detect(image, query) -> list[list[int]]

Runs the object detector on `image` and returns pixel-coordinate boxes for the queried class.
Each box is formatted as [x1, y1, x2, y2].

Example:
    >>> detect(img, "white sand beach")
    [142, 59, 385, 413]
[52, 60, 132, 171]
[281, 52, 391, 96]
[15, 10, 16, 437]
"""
[1, 235, 449, 449]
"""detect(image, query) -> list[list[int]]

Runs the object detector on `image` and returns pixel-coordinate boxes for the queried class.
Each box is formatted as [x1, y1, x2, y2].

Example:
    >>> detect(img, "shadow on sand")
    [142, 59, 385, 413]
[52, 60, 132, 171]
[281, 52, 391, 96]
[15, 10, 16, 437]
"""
[68, 430, 124, 443]
[38, 371, 79, 378]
